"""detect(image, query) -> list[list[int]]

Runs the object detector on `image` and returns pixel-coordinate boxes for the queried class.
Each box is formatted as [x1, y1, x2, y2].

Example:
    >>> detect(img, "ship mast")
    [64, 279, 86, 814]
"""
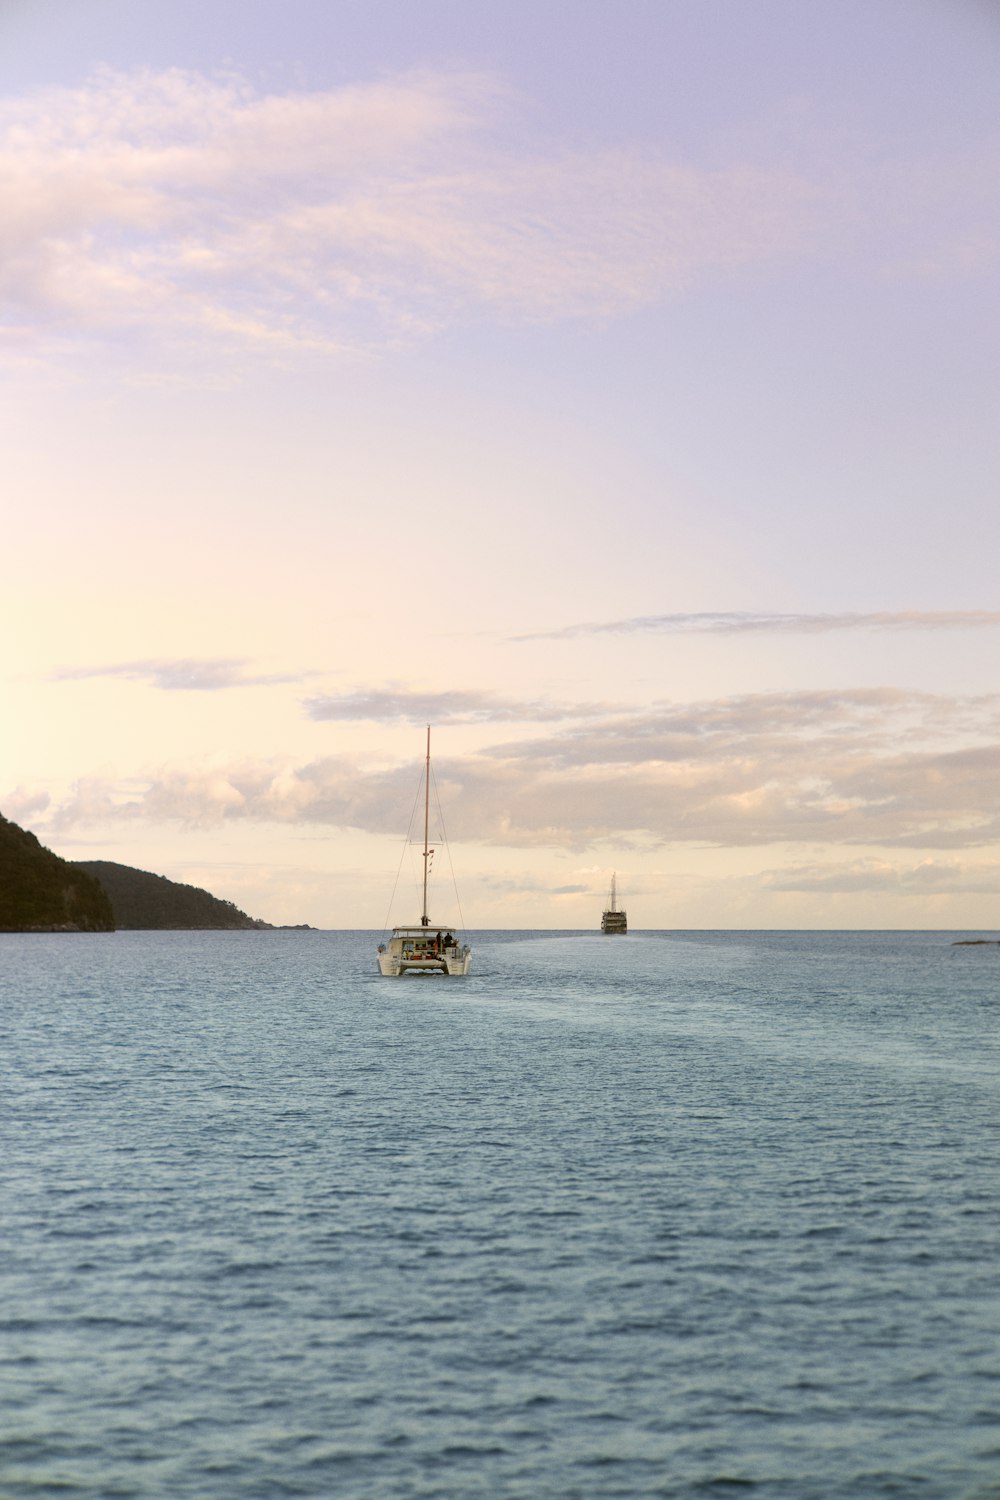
[421, 724, 431, 925]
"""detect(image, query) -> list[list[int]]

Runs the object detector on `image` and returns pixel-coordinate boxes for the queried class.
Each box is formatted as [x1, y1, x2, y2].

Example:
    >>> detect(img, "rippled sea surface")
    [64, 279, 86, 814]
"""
[3, 929, 1000, 1498]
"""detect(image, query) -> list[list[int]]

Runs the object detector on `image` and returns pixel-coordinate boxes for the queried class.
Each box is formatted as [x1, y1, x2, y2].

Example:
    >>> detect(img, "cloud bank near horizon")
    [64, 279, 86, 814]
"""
[762, 856, 1000, 896]
[21, 685, 1000, 857]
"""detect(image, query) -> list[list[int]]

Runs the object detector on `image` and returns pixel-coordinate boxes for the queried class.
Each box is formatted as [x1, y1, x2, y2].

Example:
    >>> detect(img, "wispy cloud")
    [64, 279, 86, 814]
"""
[763, 857, 1000, 895]
[54, 658, 303, 691]
[33, 685, 1000, 855]
[0, 66, 820, 362]
[517, 610, 1000, 641]
[304, 687, 607, 724]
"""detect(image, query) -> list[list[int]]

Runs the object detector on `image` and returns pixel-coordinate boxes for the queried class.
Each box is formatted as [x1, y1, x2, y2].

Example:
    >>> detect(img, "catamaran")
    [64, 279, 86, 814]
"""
[601, 872, 628, 934]
[377, 727, 473, 976]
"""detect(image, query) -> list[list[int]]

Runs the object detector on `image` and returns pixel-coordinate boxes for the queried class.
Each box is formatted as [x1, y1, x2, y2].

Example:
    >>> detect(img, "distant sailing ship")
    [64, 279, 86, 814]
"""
[601, 872, 627, 934]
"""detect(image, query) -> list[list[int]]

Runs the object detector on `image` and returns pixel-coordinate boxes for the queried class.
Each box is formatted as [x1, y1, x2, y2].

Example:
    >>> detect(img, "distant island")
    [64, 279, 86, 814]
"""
[0, 810, 311, 931]
[73, 860, 285, 930]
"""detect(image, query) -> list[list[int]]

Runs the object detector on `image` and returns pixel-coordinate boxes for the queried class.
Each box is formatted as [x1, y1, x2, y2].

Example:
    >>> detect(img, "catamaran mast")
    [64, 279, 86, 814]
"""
[421, 724, 431, 925]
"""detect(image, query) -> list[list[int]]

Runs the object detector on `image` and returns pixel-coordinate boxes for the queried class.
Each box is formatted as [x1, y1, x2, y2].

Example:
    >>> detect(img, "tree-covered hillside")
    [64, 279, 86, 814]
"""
[0, 814, 115, 931]
[74, 861, 273, 930]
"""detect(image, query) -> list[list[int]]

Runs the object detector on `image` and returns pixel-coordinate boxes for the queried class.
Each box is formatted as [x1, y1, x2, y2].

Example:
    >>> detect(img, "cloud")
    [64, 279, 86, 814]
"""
[34, 685, 1000, 855]
[303, 686, 606, 724]
[517, 610, 1000, 641]
[473, 875, 592, 898]
[53, 658, 303, 691]
[0, 66, 820, 361]
[475, 687, 1000, 767]
[763, 857, 1000, 895]
[2, 786, 51, 823]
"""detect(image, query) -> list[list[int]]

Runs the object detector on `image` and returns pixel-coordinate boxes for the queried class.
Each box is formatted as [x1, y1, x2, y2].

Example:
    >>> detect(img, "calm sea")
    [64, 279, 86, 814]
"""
[2, 929, 999, 1499]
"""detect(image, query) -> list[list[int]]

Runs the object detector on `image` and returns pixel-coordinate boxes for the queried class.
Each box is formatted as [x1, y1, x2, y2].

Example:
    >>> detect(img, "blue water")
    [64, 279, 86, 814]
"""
[2, 929, 1000, 1498]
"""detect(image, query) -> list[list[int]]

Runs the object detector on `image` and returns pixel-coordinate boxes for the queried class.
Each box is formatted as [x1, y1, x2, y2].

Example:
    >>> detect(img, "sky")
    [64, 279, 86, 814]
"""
[3, 0, 1000, 930]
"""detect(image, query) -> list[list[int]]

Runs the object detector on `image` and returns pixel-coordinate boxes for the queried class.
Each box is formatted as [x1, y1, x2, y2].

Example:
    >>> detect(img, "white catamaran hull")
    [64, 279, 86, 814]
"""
[377, 943, 473, 977]
[378, 923, 472, 975]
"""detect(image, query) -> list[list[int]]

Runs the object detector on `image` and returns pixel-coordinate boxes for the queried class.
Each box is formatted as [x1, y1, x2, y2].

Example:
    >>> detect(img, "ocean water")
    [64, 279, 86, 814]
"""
[2, 928, 999, 1499]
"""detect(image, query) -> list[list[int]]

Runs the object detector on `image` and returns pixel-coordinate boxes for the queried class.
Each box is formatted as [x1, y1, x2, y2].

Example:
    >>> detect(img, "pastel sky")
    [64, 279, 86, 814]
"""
[3, 0, 1000, 929]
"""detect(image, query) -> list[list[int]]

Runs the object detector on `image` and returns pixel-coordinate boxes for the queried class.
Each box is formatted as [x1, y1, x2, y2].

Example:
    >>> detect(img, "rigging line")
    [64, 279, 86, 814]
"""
[380, 760, 426, 937]
[429, 760, 468, 937]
